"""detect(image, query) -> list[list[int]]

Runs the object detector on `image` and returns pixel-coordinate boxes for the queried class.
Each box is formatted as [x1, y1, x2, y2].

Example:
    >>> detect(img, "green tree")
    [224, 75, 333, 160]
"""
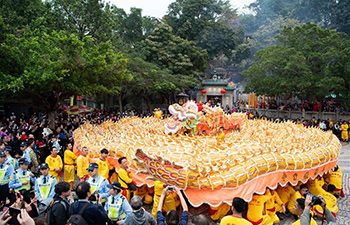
[124, 56, 176, 110]
[243, 23, 350, 101]
[141, 23, 208, 90]
[49, 0, 121, 43]
[0, 28, 130, 119]
[165, 0, 239, 59]
[0, 0, 47, 30]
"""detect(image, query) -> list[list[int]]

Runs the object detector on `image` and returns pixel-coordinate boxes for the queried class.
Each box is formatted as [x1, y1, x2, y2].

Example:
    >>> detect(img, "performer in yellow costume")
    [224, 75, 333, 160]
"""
[154, 108, 162, 119]
[217, 127, 225, 143]
[45, 147, 63, 182]
[64, 142, 77, 189]
[96, 148, 113, 180]
[209, 203, 231, 221]
[118, 156, 134, 201]
[341, 121, 348, 142]
[287, 184, 308, 215]
[313, 182, 338, 218]
[135, 184, 153, 204]
[76, 146, 90, 181]
[276, 184, 295, 212]
[324, 165, 344, 197]
[247, 189, 273, 225]
[151, 180, 178, 219]
[266, 189, 285, 224]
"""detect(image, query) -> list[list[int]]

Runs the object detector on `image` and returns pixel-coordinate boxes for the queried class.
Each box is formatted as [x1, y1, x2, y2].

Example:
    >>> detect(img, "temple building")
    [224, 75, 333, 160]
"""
[195, 68, 236, 107]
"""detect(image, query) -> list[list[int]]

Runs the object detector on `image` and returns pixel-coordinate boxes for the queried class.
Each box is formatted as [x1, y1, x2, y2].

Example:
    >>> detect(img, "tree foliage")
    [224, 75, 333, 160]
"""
[243, 23, 350, 101]
[0, 26, 130, 112]
[141, 23, 208, 90]
[165, 0, 240, 59]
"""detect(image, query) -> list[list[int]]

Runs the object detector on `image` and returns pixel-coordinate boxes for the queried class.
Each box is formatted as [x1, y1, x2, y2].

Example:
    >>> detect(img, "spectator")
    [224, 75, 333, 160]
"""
[71, 182, 108, 225]
[157, 186, 188, 225]
[47, 181, 71, 225]
[191, 214, 209, 225]
[124, 196, 156, 225]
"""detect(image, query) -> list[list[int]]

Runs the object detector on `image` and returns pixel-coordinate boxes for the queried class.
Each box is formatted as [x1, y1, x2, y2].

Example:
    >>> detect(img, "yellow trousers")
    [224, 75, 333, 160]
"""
[342, 131, 348, 141]
[64, 165, 75, 183]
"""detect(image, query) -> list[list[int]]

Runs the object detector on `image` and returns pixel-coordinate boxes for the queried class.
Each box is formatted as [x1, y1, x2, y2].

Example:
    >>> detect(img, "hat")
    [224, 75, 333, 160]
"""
[0, 151, 5, 157]
[20, 142, 27, 147]
[107, 181, 122, 190]
[3, 146, 12, 152]
[18, 158, 30, 165]
[87, 163, 99, 171]
[39, 163, 49, 169]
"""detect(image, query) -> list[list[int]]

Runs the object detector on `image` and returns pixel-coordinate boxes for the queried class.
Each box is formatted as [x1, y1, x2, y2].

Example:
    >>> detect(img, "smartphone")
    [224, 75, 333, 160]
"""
[9, 206, 21, 216]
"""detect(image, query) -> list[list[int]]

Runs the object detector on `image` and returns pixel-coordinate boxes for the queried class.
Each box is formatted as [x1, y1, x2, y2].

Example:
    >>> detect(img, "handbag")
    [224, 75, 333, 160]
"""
[118, 175, 137, 191]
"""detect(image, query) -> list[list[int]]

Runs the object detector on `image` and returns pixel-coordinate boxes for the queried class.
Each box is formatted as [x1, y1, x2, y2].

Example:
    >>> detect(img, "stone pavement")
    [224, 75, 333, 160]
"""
[278, 142, 350, 225]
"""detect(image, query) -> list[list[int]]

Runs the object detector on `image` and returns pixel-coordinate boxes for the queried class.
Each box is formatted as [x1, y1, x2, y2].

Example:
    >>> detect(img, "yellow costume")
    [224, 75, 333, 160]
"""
[155, 110, 162, 119]
[209, 203, 231, 221]
[76, 155, 89, 180]
[266, 191, 284, 224]
[341, 123, 348, 141]
[247, 190, 273, 225]
[324, 167, 343, 196]
[151, 181, 178, 219]
[45, 155, 63, 182]
[311, 178, 338, 217]
[118, 168, 134, 201]
[64, 150, 78, 188]
[135, 185, 153, 204]
[287, 190, 303, 215]
[276, 184, 295, 210]
[96, 158, 113, 180]
[220, 215, 253, 225]
[217, 132, 225, 142]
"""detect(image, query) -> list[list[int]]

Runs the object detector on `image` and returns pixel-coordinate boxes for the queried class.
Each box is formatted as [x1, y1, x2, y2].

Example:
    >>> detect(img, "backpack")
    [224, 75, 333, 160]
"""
[45, 199, 67, 224]
[67, 203, 90, 225]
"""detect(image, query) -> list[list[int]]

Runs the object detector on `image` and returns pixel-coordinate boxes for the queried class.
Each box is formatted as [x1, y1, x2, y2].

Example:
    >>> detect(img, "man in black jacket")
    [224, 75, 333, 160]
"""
[49, 181, 71, 225]
[71, 181, 108, 225]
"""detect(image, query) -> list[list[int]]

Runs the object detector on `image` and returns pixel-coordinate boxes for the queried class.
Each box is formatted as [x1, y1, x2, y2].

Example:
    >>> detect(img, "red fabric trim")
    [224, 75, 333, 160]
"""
[247, 218, 263, 225]
[331, 212, 337, 219]
[267, 207, 276, 212]
[208, 207, 217, 215]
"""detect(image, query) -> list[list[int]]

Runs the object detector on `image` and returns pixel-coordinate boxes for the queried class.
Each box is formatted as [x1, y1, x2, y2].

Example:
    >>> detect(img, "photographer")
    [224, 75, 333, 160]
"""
[294, 195, 337, 225]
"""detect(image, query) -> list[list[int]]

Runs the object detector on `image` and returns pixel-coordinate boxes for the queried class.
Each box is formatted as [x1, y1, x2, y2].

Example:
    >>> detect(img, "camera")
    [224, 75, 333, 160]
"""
[303, 191, 323, 206]
[168, 186, 174, 191]
[89, 191, 100, 202]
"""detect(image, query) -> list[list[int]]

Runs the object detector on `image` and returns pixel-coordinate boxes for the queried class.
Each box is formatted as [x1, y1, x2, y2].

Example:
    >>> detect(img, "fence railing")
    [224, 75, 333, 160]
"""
[249, 109, 350, 121]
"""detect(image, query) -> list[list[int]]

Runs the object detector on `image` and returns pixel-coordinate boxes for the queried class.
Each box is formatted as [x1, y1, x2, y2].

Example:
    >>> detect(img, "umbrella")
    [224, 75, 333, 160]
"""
[66, 105, 93, 115]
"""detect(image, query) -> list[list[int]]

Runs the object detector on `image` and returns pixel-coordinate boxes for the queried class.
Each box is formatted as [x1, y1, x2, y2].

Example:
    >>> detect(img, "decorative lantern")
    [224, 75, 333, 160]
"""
[201, 89, 207, 95]
[220, 89, 226, 95]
